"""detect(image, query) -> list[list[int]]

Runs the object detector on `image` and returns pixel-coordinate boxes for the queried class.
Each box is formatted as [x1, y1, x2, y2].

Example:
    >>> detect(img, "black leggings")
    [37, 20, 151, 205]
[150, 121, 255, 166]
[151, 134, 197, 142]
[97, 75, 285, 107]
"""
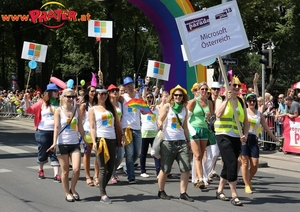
[96, 138, 117, 196]
[216, 135, 241, 182]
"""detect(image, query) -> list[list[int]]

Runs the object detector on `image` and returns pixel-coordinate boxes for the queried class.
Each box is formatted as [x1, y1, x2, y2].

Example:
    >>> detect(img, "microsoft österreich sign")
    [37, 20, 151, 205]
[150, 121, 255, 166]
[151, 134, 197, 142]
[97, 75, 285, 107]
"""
[176, 0, 249, 67]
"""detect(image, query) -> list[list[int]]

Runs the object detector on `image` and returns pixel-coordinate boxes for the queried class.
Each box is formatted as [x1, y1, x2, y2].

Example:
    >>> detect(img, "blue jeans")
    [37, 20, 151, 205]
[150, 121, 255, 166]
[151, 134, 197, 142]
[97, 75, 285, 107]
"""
[112, 147, 124, 177]
[140, 137, 161, 176]
[35, 130, 59, 166]
[124, 129, 142, 180]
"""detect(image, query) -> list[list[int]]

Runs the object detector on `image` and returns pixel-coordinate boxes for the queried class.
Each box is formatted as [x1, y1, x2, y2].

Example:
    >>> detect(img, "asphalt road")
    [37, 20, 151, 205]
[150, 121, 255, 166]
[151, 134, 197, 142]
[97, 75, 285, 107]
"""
[0, 117, 299, 212]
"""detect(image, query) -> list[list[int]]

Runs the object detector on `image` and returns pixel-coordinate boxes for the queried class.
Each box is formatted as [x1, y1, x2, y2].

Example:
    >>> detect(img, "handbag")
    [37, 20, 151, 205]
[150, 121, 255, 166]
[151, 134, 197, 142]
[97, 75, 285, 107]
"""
[198, 102, 216, 146]
[151, 130, 164, 159]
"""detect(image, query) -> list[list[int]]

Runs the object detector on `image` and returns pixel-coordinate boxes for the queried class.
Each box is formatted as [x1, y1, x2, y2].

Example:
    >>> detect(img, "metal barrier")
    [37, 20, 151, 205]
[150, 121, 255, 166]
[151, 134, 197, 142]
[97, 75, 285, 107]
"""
[0, 100, 34, 119]
[258, 114, 281, 150]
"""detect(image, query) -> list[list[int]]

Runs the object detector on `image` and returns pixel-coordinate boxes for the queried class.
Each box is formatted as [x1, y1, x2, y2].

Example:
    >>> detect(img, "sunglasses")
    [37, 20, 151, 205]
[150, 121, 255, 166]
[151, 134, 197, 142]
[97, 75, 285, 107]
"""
[173, 94, 183, 97]
[147, 96, 153, 99]
[90, 90, 96, 93]
[247, 99, 256, 103]
[65, 95, 76, 99]
[98, 92, 108, 96]
[233, 84, 241, 88]
[211, 88, 220, 91]
[109, 89, 119, 93]
[200, 88, 208, 91]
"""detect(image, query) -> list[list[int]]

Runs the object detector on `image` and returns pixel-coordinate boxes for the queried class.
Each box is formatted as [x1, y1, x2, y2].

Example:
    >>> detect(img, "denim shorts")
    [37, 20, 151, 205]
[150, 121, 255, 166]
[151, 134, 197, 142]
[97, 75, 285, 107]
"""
[160, 140, 191, 174]
[189, 127, 209, 140]
[56, 144, 81, 156]
[241, 134, 259, 158]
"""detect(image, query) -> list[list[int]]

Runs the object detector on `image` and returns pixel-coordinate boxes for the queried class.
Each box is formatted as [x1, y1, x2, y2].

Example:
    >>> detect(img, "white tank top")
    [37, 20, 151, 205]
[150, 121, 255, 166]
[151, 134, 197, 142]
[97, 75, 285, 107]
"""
[94, 109, 116, 139]
[83, 103, 91, 132]
[121, 94, 141, 130]
[38, 104, 58, 131]
[57, 108, 79, 145]
[248, 110, 262, 135]
[164, 105, 186, 140]
[141, 108, 158, 131]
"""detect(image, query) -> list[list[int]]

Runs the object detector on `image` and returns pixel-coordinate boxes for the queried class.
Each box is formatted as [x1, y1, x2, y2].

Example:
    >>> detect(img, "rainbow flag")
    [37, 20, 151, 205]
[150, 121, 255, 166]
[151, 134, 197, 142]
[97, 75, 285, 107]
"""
[125, 98, 153, 114]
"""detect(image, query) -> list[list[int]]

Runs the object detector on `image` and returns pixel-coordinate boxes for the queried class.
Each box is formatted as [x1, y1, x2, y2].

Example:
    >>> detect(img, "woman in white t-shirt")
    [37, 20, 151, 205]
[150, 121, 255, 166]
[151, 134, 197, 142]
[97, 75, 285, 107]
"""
[48, 88, 85, 202]
[140, 92, 161, 178]
[78, 86, 98, 187]
[89, 86, 123, 204]
[107, 84, 124, 184]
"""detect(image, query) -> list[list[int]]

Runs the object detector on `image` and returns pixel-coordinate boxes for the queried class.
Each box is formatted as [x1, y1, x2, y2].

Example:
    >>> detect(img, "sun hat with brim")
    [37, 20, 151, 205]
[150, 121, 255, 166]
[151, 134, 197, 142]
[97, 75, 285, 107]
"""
[123, 77, 134, 86]
[45, 83, 59, 92]
[107, 84, 119, 92]
[190, 83, 198, 92]
[170, 85, 187, 96]
[231, 76, 242, 85]
[246, 93, 257, 100]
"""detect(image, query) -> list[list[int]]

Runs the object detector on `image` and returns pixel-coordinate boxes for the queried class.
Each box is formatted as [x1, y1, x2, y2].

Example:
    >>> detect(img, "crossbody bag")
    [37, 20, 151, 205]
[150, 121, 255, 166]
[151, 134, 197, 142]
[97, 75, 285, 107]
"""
[58, 106, 77, 136]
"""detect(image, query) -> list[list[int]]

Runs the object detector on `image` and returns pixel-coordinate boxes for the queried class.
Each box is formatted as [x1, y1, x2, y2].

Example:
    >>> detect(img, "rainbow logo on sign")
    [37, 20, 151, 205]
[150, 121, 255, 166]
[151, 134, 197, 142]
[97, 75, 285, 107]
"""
[102, 113, 113, 126]
[153, 61, 165, 76]
[28, 43, 41, 57]
[94, 21, 106, 34]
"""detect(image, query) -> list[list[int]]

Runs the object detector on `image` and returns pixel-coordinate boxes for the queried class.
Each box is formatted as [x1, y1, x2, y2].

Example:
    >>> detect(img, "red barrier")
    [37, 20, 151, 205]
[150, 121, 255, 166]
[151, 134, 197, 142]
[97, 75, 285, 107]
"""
[282, 117, 300, 154]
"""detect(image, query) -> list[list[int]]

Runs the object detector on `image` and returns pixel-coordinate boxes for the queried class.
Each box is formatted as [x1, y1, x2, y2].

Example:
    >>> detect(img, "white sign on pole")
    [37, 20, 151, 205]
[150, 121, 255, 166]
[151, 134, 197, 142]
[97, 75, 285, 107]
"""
[88, 20, 113, 38]
[176, 0, 249, 67]
[21, 41, 48, 63]
[146, 60, 170, 81]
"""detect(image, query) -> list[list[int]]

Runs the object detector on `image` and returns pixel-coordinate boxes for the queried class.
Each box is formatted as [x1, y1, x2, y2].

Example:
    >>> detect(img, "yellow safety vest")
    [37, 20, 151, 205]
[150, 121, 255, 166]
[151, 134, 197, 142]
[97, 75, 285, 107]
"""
[214, 100, 245, 134]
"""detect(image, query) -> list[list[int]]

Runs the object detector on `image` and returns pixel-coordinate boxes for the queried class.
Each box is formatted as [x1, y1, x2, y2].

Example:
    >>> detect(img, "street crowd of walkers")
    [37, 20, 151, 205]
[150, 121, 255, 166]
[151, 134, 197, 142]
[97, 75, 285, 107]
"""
[21, 72, 293, 206]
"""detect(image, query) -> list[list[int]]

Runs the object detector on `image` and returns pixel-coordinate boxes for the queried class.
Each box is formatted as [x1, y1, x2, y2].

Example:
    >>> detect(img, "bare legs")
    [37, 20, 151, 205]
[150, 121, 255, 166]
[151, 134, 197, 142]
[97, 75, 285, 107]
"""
[190, 140, 206, 183]
[58, 152, 81, 198]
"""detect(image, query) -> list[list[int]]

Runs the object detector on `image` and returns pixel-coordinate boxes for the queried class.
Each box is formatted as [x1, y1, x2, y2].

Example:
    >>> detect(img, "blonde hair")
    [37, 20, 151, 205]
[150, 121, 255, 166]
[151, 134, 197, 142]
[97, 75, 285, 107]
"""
[197, 82, 208, 90]
[265, 92, 272, 101]
[60, 88, 76, 106]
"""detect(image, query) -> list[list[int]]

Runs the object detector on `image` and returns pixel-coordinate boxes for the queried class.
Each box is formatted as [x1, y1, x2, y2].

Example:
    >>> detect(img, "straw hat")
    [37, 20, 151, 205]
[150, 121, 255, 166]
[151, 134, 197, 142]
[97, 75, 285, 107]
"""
[170, 85, 187, 95]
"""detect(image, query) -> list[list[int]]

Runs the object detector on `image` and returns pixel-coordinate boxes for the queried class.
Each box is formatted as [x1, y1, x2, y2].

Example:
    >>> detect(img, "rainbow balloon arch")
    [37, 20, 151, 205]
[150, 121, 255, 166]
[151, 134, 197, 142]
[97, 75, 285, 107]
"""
[127, 0, 207, 93]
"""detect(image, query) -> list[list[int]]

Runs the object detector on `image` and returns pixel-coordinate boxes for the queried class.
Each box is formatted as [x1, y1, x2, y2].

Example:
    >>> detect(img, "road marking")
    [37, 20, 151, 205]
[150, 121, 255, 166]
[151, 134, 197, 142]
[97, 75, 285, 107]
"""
[0, 145, 32, 155]
[0, 169, 12, 173]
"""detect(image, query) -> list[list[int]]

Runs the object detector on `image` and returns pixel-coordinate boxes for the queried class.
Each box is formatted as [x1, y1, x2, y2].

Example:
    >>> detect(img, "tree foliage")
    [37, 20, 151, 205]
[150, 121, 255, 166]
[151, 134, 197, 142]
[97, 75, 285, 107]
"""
[0, 0, 300, 94]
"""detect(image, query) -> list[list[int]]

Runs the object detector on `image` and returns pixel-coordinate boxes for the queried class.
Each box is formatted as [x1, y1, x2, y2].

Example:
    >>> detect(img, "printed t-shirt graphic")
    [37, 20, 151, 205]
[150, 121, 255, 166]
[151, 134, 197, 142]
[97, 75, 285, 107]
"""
[102, 113, 113, 126]
[66, 118, 77, 130]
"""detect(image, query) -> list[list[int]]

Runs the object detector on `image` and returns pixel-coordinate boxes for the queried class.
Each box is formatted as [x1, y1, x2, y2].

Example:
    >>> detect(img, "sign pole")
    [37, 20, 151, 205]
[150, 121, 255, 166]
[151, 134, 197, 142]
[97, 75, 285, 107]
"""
[194, 66, 198, 82]
[99, 38, 101, 71]
[25, 69, 32, 93]
[218, 55, 243, 136]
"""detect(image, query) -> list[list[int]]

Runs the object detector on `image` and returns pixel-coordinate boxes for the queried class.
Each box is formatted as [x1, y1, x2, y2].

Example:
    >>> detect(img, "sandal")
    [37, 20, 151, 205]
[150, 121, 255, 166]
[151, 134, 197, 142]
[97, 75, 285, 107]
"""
[93, 177, 99, 187]
[216, 191, 230, 201]
[86, 178, 94, 187]
[70, 189, 81, 201]
[231, 196, 243, 206]
[194, 179, 205, 189]
[65, 194, 75, 202]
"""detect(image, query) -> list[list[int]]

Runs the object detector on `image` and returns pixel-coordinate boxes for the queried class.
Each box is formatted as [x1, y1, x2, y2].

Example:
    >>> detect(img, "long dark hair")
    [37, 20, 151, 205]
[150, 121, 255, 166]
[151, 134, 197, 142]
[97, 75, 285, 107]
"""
[84, 86, 96, 111]
[43, 91, 58, 107]
[93, 86, 117, 119]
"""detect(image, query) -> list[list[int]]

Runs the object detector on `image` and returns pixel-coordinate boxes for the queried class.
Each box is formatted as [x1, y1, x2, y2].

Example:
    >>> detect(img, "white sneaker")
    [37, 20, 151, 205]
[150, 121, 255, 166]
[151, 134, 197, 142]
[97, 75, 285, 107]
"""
[140, 173, 150, 178]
